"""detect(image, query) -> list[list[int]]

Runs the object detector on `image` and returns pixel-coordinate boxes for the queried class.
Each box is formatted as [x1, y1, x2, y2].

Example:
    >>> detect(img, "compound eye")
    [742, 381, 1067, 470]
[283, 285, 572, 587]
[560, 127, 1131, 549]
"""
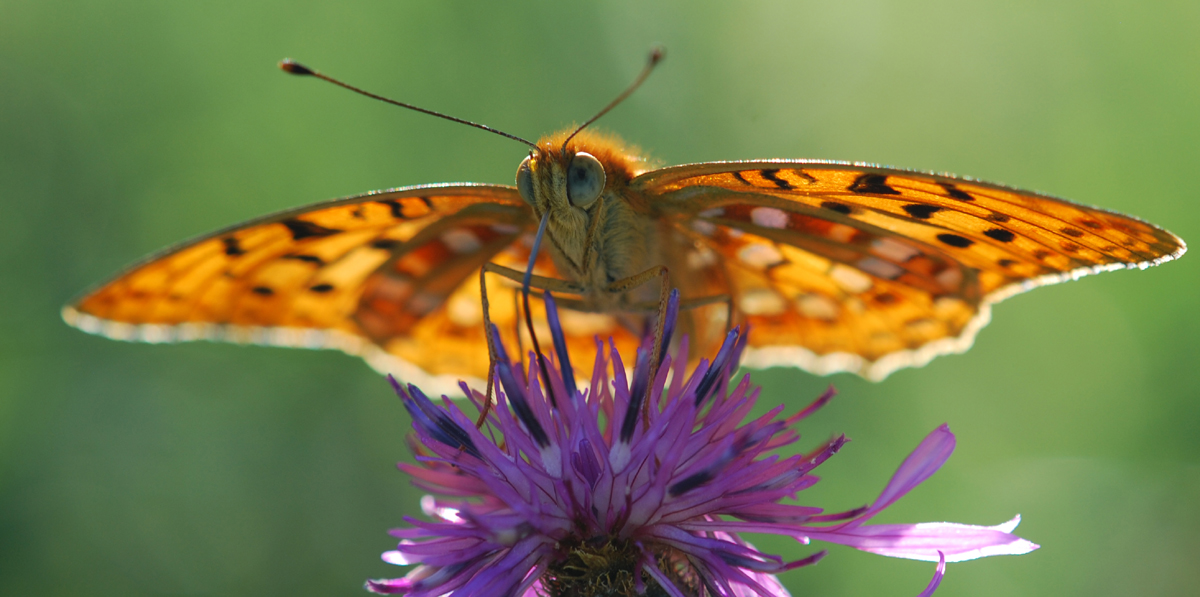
[516, 156, 535, 205]
[566, 152, 605, 207]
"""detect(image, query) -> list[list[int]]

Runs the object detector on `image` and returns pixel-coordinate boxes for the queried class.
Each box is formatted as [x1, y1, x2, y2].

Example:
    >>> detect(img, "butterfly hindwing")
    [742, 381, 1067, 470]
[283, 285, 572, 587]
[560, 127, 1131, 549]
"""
[636, 161, 1185, 379]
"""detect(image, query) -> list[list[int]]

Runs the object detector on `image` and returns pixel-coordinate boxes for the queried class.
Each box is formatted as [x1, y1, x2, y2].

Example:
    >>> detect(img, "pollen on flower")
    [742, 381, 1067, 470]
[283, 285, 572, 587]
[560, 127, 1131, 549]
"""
[367, 290, 1038, 597]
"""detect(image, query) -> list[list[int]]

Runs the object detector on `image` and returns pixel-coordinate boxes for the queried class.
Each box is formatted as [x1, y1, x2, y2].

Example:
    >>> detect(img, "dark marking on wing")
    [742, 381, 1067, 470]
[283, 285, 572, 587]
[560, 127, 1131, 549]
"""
[283, 219, 340, 240]
[984, 228, 1016, 243]
[310, 283, 335, 293]
[284, 254, 326, 265]
[987, 213, 1011, 223]
[998, 258, 1017, 268]
[936, 233, 974, 248]
[793, 169, 818, 183]
[1060, 242, 1081, 253]
[1033, 250, 1051, 260]
[1080, 220, 1104, 230]
[760, 169, 792, 190]
[223, 237, 246, 256]
[821, 201, 852, 215]
[939, 183, 974, 201]
[902, 204, 942, 220]
[371, 239, 400, 250]
[732, 171, 750, 186]
[251, 286, 274, 296]
[1061, 228, 1085, 238]
[849, 174, 900, 195]
[378, 200, 406, 219]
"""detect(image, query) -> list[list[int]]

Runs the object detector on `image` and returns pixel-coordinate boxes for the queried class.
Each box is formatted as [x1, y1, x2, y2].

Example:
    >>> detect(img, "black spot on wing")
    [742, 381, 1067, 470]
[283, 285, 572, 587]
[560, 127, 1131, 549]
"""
[902, 204, 942, 219]
[223, 237, 246, 256]
[937, 233, 974, 248]
[939, 183, 974, 201]
[252, 286, 274, 296]
[984, 228, 1016, 243]
[793, 169, 817, 183]
[998, 258, 1017, 268]
[283, 219, 340, 240]
[732, 171, 750, 186]
[849, 174, 900, 195]
[1061, 227, 1085, 238]
[760, 169, 792, 190]
[371, 239, 400, 250]
[379, 200, 405, 219]
[821, 201, 852, 215]
[310, 283, 334, 293]
[283, 254, 326, 265]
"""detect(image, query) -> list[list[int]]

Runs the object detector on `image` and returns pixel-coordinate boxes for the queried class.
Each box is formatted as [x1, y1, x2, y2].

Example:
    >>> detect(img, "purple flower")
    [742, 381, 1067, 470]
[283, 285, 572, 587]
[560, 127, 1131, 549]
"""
[368, 291, 1037, 596]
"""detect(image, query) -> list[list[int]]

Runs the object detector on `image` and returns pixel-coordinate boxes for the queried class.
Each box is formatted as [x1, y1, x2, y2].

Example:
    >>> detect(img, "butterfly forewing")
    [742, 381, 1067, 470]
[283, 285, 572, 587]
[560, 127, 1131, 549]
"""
[638, 161, 1185, 379]
[64, 185, 548, 382]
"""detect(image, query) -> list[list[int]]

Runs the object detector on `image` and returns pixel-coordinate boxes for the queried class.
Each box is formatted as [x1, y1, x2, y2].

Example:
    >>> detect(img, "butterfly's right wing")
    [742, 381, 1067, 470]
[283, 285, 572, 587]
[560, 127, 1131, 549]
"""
[63, 184, 543, 390]
[635, 161, 1184, 380]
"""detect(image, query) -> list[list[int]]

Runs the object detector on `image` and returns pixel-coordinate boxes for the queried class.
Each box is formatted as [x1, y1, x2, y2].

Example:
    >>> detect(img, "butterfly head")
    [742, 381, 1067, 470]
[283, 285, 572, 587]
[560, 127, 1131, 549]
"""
[514, 130, 647, 265]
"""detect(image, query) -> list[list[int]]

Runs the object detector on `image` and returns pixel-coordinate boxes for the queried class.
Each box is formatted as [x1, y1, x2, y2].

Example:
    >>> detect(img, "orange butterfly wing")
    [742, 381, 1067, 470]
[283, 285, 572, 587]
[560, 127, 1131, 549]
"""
[65, 159, 1186, 387]
[63, 184, 557, 388]
[636, 161, 1185, 380]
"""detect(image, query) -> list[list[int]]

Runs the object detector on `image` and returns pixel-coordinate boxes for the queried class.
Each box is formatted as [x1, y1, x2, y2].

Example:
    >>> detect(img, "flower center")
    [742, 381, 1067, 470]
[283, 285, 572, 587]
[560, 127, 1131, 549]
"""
[543, 539, 699, 597]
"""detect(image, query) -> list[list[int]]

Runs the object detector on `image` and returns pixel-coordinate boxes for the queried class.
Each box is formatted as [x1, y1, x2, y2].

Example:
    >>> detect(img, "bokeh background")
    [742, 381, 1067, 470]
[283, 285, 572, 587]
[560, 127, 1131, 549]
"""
[3, 1, 1198, 595]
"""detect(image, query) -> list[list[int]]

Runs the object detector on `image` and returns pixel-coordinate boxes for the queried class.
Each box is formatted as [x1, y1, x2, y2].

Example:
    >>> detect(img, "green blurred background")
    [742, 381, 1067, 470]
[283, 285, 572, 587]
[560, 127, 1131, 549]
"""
[2, 1, 1197, 595]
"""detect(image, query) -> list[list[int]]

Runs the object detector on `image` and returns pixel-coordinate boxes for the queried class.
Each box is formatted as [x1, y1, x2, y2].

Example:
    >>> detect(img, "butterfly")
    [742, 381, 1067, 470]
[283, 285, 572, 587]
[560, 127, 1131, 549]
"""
[62, 53, 1186, 392]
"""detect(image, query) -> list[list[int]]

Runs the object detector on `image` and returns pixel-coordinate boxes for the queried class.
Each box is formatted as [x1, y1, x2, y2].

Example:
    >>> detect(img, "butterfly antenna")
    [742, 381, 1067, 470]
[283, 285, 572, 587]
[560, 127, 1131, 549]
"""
[560, 46, 664, 154]
[280, 59, 539, 150]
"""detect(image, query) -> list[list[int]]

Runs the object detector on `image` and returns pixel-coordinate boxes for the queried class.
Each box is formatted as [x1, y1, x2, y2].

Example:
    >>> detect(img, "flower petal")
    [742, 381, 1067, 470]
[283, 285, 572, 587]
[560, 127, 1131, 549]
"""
[915, 551, 946, 597]
[804, 518, 1039, 562]
[850, 424, 956, 526]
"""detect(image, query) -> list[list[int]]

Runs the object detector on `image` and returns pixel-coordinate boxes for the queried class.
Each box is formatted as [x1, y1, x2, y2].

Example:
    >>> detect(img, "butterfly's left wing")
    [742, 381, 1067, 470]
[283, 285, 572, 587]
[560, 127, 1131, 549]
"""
[63, 184, 547, 391]
[635, 161, 1185, 380]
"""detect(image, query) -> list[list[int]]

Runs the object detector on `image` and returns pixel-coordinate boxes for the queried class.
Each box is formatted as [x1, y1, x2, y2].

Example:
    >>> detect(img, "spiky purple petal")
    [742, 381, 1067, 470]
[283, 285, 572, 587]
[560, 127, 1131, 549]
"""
[371, 294, 1037, 596]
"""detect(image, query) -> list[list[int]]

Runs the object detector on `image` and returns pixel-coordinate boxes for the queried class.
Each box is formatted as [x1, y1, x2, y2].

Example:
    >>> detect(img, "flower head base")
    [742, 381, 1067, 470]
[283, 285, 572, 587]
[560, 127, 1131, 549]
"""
[369, 291, 1037, 596]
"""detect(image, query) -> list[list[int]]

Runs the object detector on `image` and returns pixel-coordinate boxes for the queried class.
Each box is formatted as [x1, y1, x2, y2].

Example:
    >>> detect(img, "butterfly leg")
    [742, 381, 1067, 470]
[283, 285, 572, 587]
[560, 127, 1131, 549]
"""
[480, 262, 586, 294]
[476, 261, 585, 426]
[477, 267, 499, 427]
[664, 293, 734, 336]
[606, 265, 671, 419]
[593, 292, 733, 356]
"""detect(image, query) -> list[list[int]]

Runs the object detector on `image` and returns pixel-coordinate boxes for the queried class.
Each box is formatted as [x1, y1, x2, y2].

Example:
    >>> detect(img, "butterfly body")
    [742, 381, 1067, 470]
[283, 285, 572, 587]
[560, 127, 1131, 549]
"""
[64, 127, 1185, 391]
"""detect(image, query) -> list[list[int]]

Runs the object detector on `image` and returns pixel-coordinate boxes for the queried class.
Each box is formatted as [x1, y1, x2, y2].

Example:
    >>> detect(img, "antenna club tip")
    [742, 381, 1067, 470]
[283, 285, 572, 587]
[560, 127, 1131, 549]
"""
[278, 59, 314, 76]
[648, 46, 666, 65]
